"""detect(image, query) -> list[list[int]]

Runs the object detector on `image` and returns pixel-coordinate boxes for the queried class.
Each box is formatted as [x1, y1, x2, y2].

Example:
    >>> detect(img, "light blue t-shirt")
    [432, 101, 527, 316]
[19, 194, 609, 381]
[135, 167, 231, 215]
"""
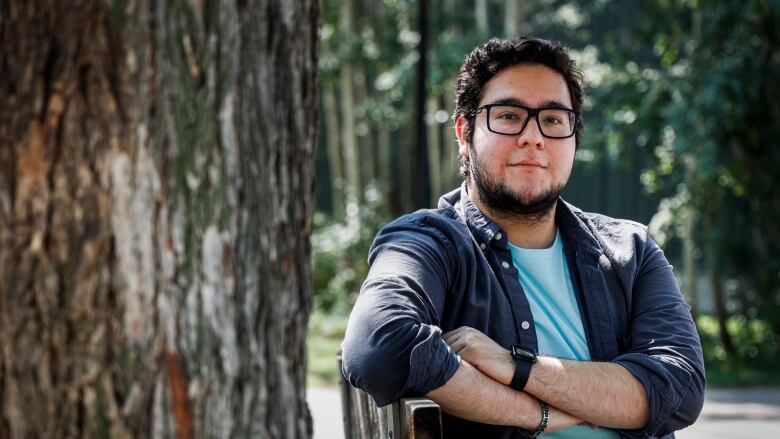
[508, 230, 619, 439]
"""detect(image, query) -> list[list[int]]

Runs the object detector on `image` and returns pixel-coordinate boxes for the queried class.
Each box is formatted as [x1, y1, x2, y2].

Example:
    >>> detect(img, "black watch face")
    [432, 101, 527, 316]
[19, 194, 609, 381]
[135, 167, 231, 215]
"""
[512, 345, 537, 361]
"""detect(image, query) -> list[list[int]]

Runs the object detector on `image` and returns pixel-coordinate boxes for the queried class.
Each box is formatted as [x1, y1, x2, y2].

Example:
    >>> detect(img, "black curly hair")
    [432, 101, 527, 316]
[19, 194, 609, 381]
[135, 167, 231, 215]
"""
[453, 37, 585, 179]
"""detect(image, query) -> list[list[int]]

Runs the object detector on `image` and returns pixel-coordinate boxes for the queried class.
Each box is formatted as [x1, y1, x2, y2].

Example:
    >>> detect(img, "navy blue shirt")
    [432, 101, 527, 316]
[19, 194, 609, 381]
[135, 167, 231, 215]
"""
[341, 185, 705, 438]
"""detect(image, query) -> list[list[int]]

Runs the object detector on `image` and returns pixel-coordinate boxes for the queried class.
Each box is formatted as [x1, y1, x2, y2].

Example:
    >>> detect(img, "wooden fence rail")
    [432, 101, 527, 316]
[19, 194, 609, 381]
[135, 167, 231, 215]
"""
[338, 353, 443, 439]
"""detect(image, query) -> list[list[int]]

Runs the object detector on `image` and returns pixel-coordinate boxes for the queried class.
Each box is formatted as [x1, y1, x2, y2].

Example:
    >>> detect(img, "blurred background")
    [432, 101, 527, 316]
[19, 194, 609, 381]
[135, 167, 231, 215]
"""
[307, 0, 780, 399]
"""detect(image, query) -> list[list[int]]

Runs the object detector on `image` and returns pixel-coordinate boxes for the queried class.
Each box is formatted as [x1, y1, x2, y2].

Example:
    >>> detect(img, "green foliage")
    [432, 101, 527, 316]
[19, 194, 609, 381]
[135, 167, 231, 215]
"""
[698, 315, 780, 386]
[593, 0, 780, 333]
[312, 183, 387, 317]
[308, 183, 389, 386]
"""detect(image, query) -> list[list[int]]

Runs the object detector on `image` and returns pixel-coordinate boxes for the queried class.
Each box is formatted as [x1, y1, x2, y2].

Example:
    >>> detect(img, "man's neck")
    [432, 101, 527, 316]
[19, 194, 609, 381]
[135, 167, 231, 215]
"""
[467, 182, 558, 249]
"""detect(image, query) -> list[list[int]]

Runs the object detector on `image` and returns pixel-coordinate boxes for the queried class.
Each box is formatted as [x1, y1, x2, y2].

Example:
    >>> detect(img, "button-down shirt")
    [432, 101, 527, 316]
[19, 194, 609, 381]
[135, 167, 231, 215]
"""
[341, 184, 705, 438]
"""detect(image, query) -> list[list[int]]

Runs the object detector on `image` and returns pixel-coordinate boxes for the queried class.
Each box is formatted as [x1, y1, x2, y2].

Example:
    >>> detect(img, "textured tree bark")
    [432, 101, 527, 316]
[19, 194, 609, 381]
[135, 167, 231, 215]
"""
[0, 1, 318, 438]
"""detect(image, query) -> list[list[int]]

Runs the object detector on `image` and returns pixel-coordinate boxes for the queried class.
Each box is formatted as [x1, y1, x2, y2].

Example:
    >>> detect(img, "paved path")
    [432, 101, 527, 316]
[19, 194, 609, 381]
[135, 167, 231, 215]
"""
[308, 387, 346, 439]
[308, 386, 780, 439]
[677, 387, 780, 439]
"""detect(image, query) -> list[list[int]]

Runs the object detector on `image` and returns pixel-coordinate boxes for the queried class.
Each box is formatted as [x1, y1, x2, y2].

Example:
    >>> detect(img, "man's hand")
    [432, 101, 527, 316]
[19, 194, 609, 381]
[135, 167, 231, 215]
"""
[442, 326, 516, 386]
[443, 326, 646, 428]
[443, 327, 601, 431]
[425, 358, 586, 432]
[546, 405, 595, 433]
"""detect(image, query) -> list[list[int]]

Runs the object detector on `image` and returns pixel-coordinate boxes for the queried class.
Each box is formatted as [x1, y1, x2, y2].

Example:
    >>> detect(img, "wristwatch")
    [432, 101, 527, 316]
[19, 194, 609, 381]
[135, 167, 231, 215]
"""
[509, 344, 537, 391]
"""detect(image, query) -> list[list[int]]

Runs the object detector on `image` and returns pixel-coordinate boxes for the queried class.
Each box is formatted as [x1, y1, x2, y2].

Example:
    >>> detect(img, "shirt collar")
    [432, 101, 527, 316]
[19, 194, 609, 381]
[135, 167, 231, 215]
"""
[554, 199, 604, 255]
[440, 181, 603, 255]
[457, 182, 503, 246]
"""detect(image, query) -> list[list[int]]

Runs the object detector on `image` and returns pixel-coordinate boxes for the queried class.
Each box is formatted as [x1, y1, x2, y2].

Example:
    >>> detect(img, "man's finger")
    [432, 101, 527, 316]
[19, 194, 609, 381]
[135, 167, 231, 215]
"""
[449, 339, 467, 353]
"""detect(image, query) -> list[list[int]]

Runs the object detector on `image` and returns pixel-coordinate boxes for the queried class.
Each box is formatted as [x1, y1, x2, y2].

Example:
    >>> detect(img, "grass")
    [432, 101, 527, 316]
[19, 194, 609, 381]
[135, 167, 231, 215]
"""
[306, 309, 349, 387]
[307, 332, 344, 387]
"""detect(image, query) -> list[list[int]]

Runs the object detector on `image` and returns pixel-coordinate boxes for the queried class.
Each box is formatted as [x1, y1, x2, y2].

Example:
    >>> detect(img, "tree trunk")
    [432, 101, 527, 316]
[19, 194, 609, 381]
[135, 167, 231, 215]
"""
[413, 0, 431, 210]
[400, 97, 414, 213]
[377, 125, 392, 217]
[441, 85, 458, 189]
[427, 96, 441, 201]
[323, 87, 345, 221]
[475, 0, 488, 33]
[352, 63, 371, 204]
[0, 1, 318, 438]
[339, 0, 361, 218]
[504, 0, 527, 38]
[682, 206, 699, 321]
[710, 270, 735, 356]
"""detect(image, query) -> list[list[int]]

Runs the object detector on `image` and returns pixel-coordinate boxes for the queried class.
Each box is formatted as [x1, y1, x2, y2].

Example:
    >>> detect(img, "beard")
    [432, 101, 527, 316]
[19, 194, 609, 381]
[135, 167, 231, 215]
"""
[469, 147, 566, 225]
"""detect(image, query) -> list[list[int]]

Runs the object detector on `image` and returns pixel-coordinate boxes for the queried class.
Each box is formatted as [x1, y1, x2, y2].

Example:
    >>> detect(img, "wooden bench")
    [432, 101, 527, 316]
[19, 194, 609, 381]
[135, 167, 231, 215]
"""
[338, 354, 443, 439]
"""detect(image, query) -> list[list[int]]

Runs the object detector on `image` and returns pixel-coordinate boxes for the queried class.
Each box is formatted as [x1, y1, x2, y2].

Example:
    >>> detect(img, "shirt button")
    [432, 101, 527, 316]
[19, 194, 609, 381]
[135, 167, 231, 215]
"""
[501, 261, 510, 268]
[480, 242, 486, 250]
[495, 232, 503, 240]
[521, 321, 530, 330]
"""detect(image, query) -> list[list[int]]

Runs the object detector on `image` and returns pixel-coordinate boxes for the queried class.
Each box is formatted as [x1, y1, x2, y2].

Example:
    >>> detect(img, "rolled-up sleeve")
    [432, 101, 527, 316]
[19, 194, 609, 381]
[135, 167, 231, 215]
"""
[341, 218, 462, 407]
[613, 237, 706, 438]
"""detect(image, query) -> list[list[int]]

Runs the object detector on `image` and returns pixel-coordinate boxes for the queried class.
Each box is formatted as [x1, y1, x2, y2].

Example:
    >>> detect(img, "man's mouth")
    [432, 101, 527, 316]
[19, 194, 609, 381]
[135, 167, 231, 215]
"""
[511, 160, 545, 168]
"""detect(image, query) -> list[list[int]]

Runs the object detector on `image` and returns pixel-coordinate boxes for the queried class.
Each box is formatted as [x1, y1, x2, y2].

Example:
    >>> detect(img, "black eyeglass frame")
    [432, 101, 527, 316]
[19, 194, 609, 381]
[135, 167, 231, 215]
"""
[469, 103, 579, 139]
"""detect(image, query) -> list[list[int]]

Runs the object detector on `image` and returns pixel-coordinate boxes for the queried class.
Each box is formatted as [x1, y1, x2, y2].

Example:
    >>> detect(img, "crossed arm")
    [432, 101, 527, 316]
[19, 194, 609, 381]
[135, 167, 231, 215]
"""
[427, 327, 649, 430]
[425, 356, 588, 433]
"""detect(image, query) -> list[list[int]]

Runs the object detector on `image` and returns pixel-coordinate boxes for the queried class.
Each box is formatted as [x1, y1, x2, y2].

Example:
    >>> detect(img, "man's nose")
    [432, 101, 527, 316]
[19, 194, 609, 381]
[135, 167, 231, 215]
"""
[517, 117, 545, 148]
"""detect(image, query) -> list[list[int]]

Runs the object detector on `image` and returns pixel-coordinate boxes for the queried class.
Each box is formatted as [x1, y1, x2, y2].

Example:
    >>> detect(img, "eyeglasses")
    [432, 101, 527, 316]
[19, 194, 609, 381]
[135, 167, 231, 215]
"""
[470, 103, 578, 139]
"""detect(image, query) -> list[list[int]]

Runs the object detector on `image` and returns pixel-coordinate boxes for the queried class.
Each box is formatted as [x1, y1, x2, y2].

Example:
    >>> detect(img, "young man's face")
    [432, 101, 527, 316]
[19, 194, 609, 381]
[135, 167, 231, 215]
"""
[456, 63, 576, 216]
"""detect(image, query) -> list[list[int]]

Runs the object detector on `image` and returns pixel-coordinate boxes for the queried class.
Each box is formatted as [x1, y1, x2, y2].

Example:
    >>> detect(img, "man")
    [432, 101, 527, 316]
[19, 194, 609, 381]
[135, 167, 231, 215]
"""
[341, 37, 704, 438]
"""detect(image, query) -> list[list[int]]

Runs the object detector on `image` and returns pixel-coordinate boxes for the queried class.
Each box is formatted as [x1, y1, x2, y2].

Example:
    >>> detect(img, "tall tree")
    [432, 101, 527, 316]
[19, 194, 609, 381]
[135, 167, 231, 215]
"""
[323, 83, 345, 220]
[338, 0, 362, 217]
[475, 0, 488, 33]
[504, 0, 526, 37]
[0, 0, 318, 437]
[413, 0, 431, 209]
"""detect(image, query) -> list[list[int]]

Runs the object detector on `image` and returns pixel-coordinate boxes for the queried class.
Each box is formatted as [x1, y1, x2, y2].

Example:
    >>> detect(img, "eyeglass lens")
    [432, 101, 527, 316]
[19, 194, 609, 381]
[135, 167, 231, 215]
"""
[487, 105, 575, 137]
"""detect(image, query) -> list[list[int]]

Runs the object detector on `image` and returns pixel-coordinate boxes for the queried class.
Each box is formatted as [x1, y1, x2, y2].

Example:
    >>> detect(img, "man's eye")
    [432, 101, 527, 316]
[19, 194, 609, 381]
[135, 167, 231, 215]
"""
[497, 112, 520, 120]
[543, 116, 562, 125]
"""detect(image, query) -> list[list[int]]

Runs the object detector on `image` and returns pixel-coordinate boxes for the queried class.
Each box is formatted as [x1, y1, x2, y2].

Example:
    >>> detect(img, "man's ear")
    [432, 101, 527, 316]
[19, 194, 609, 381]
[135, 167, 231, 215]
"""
[455, 116, 470, 158]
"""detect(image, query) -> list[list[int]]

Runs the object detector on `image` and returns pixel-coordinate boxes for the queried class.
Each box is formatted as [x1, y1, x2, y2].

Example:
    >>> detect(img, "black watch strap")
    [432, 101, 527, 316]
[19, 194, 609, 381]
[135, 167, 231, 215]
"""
[509, 354, 534, 391]
[509, 345, 537, 391]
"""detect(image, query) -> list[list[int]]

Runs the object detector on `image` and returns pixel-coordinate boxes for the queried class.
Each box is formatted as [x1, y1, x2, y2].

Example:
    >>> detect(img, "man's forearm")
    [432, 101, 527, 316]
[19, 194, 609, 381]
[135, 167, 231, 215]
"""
[440, 326, 646, 430]
[425, 359, 584, 433]
[425, 359, 539, 428]
[525, 356, 649, 429]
